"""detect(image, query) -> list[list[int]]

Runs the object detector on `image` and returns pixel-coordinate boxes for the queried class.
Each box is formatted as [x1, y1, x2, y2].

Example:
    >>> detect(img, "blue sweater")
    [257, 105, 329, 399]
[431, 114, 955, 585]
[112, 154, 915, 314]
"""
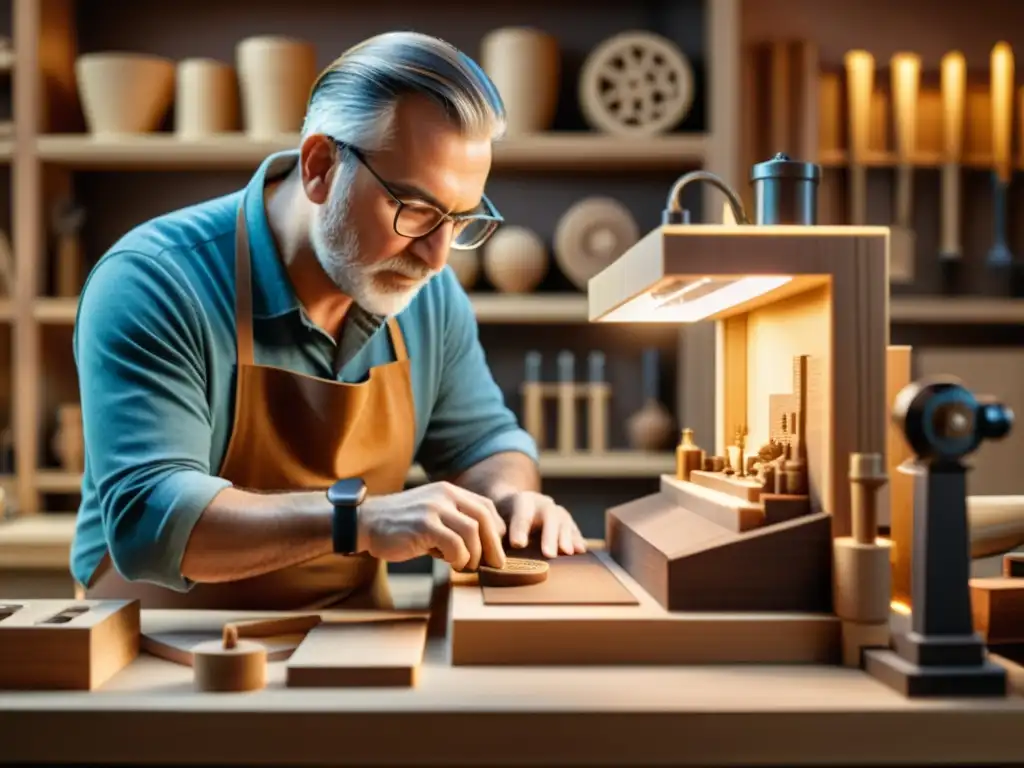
[70, 151, 537, 591]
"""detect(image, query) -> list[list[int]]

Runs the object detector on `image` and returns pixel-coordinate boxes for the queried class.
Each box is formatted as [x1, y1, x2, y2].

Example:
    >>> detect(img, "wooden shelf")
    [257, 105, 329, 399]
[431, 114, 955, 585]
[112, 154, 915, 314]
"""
[34, 294, 1024, 327]
[470, 293, 588, 323]
[819, 149, 1008, 170]
[33, 294, 589, 325]
[33, 297, 77, 323]
[37, 451, 674, 495]
[889, 297, 1024, 325]
[35, 132, 709, 172]
[0, 513, 75, 569]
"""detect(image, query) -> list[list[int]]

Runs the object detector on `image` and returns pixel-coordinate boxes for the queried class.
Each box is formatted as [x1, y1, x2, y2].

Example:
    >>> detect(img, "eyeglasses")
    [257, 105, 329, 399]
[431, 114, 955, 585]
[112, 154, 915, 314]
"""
[332, 140, 503, 251]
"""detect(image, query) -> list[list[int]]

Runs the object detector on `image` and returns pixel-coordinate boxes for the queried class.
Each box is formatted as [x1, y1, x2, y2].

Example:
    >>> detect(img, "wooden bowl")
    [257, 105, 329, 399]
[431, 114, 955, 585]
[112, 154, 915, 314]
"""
[75, 52, 175, 135]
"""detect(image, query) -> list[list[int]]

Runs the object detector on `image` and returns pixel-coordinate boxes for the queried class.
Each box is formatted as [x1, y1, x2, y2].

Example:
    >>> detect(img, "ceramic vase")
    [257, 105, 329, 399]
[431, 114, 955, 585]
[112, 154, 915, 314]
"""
[175, 58, 239, 138]
[75, 52, 175, 135]
[483, 226, 548, 293]
[480, 27, 559, 135]
[447, 248, 481, 290]
[236, 36, 318, 138]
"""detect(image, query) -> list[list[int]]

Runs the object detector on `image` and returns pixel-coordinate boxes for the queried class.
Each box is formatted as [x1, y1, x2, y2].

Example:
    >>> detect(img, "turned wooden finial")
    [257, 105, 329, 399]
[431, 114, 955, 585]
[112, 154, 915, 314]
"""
[222, 624, 239, 650]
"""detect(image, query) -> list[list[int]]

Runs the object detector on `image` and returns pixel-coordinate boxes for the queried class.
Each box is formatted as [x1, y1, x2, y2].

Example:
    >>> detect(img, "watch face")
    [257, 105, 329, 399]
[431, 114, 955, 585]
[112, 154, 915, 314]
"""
[328, 477, 366, 507]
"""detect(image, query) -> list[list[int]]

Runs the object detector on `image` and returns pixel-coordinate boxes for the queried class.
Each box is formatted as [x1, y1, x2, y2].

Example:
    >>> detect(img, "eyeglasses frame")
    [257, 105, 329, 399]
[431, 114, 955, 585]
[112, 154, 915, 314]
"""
[330, 138, 503, 251]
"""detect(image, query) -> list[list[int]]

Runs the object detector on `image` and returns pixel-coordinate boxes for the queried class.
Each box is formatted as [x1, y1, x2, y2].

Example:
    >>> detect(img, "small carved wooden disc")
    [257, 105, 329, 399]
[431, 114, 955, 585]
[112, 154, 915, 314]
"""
[579, 31, 695, 137]
[478, 557, 550, 587]
[192, 626, 268, 692]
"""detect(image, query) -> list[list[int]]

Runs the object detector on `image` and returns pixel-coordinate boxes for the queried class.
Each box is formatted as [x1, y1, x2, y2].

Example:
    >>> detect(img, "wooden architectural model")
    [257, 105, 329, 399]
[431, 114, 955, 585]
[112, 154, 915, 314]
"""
[444, 220, 903, 668]
[591, 225, 888, 630]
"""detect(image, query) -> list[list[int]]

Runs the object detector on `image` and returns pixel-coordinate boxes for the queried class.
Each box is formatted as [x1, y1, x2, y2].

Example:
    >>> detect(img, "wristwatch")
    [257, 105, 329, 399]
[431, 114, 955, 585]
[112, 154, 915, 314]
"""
[327, 477, 367, 555]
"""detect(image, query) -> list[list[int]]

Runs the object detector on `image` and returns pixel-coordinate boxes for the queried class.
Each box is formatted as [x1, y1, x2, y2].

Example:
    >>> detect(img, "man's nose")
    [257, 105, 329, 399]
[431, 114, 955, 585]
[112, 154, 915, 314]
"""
[408, 221, 453, 272]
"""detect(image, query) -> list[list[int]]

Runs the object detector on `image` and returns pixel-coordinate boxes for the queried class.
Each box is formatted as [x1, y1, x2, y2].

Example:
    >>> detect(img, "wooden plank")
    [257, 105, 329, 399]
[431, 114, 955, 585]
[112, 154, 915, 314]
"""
[285, 618, 428, 688]
[449, 549, 839, 666]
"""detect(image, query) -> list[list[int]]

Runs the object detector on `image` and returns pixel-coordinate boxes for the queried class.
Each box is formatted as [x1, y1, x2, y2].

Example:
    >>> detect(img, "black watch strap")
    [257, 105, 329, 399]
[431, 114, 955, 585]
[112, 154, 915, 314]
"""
[331, 505, 359, 555]
[328, 478, 366, 555]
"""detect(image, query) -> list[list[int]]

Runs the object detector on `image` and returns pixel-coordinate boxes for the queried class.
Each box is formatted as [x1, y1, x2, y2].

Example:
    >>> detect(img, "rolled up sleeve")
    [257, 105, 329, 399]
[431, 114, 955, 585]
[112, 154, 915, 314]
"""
[75, 251, 232, 591]
[416, 273, 539, 479]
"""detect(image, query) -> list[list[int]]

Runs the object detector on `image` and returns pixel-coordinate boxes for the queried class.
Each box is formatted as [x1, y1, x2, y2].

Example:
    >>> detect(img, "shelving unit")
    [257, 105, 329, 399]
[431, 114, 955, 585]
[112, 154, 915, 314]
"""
[8, 0, 1024, 525]
[0, 0, 742, 520]
[35, 132, 710, 172]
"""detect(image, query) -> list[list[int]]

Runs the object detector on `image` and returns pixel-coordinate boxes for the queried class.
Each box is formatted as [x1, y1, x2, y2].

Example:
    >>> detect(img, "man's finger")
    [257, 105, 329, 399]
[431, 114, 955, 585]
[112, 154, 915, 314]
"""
[539, 502, 562, 558]
[424, 517, 471, 571]
[558, 520, 575, 555]
[437, 504, 485, 572]
[443, 484, 505, 568]
[572, 525, 588, 553]
[507, 493, 537, 549]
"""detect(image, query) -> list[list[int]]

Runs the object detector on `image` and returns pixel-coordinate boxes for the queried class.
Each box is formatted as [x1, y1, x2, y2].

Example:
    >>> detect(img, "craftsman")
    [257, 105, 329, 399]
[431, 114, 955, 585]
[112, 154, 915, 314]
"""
[69, 31, 586, 611]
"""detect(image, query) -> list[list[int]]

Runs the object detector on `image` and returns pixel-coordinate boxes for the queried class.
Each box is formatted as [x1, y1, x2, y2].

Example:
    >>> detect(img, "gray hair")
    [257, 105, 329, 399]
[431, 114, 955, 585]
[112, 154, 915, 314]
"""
[302, 31, 507, 152]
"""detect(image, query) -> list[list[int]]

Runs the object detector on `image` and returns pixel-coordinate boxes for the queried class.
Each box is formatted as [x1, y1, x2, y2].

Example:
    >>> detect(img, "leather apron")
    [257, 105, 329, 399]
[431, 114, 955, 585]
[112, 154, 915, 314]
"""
[83, 205, 416, 611]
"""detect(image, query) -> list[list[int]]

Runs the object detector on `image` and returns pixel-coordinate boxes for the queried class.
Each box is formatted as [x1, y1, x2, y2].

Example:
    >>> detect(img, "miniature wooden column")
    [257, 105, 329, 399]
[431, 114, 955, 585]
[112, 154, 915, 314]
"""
[833, 452, 891, 667]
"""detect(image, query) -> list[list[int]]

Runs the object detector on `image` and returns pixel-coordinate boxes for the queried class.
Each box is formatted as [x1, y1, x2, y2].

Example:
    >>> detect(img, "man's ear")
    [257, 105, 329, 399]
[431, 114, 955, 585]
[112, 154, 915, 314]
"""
[299, 134, 336, 205]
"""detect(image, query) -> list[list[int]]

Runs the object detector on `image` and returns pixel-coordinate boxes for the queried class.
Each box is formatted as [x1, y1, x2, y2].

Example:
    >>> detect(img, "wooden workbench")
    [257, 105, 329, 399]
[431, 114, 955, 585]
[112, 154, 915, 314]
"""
[2, 577, 1024, 766]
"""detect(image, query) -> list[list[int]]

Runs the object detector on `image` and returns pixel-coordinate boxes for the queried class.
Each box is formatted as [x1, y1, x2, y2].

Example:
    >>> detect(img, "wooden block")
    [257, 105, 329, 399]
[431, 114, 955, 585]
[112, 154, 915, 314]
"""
[482, 551, 637, 606]
[606, 489, 833, 612]
[971, 577, 1024, 644]
[840, 620, 889, 668]
[449, 548, 840, 666]
[689, 470, 762, 502]
[885, 345, 913, 542]
[832, 537, 892, 624]
[0, 599, 139, 690]
[762, 493, 811, 524]
[660, 475, 765, 532]
[286, 618, 428, 688]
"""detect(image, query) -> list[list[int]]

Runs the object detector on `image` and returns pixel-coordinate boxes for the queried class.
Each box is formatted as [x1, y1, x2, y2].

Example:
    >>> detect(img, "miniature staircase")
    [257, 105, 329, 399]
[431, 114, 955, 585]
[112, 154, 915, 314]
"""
[605, 474, 833, 613]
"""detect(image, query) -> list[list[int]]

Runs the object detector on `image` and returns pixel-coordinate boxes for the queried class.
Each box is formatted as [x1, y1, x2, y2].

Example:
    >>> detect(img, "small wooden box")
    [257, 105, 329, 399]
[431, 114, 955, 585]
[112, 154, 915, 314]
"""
[0, 599, 140, 690]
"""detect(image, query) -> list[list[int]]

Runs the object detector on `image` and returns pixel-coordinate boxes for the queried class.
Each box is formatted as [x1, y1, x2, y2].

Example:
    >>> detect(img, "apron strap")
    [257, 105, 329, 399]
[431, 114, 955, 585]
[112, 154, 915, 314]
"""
[234, 204, 256, 367]
[386, 316, 408, 361]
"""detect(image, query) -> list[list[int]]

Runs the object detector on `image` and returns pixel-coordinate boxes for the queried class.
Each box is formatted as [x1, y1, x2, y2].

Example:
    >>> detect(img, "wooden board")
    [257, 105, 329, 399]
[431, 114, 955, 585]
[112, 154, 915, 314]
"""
[481, 551, 638, 606]
[285, 618, 428, 688]
[0, 599, 139, 690]
[449, 549, 839, 666]
[141, 609, 427, 667]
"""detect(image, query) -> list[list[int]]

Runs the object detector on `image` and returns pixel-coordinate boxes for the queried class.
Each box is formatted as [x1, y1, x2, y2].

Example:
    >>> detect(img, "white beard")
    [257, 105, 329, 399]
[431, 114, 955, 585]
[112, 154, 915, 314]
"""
[310, 167, 436, 317]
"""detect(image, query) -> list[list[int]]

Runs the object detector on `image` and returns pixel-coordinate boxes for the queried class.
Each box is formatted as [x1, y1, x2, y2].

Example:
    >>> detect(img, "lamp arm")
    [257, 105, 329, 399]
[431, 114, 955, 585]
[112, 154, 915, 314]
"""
[663, 170, 750, 225]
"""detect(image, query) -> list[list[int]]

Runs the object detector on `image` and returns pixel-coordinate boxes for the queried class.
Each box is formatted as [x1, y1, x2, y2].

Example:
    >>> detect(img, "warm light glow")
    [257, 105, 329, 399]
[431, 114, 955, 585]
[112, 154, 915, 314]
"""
[941, 51, 966, 159]
[991, 42, 1015, 173]
[595, 276, 792, 323]
[890, 599, 911, 615]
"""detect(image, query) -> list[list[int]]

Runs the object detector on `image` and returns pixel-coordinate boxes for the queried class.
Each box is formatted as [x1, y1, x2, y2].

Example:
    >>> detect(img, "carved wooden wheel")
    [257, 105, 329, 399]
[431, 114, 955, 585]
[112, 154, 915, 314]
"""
[579, 31, 695, 137]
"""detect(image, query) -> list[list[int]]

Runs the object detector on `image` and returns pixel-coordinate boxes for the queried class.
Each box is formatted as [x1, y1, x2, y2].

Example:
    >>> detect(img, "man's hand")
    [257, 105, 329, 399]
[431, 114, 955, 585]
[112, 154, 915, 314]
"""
[356, 482, 507, 572]
[499, 491, 587, 559]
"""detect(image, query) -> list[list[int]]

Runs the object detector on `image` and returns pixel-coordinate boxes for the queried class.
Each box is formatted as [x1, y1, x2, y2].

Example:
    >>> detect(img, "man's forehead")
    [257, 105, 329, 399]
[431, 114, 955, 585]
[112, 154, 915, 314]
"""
[375, 104, 492, 212]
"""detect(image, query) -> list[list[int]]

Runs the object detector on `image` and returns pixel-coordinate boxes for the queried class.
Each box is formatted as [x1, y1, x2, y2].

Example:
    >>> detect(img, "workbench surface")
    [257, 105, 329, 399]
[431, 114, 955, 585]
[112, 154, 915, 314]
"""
[4, 577, 1024, 766]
